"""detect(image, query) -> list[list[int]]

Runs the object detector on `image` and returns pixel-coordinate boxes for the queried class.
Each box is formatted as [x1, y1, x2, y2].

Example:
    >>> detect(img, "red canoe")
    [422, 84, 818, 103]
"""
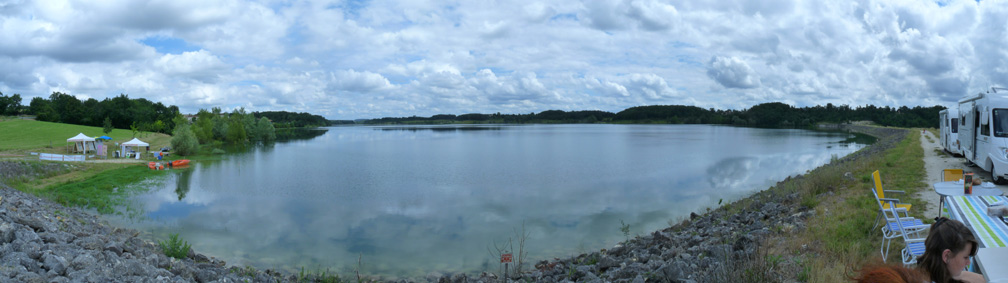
[169, 159, 190, 167]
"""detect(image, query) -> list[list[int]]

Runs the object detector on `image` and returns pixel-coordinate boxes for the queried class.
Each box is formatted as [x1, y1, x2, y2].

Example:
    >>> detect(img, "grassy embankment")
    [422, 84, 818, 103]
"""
[0, 118, 175, 213]
[801, 127, 927, 281]
[719, 125, 928, 281]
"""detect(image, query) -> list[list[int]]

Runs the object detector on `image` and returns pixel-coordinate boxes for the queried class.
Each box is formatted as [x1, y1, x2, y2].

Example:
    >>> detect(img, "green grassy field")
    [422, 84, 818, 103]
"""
[0, 118, 179, 214]
[0, 118, 172, 154]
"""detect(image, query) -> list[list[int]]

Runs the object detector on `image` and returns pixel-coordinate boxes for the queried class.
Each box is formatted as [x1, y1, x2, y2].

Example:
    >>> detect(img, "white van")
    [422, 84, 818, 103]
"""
[958, 87, 1008, 183]
[939, 109, 961, 156]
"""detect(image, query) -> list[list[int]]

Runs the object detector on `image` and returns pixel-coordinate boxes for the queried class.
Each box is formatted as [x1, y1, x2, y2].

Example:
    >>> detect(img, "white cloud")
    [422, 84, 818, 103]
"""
[707, 56, 760, 89]
[626, 0, 680, 31]
[331, 69, 394, 93]
[588, 74, 678, 100]
[0, 0, 1004, 119]
[154, 50, 229, 83]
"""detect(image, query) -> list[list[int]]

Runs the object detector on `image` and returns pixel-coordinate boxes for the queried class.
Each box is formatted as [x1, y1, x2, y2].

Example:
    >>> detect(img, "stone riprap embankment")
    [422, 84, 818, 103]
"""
[0, 160, 292, 282]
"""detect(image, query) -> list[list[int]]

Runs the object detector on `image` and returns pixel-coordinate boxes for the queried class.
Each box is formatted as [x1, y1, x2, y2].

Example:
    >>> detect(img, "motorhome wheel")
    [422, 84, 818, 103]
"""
[995, 166, 1007, 185]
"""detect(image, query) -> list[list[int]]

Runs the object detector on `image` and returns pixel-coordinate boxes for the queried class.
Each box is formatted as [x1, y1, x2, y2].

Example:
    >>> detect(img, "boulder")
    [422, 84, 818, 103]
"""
[42, 253, 68, 276]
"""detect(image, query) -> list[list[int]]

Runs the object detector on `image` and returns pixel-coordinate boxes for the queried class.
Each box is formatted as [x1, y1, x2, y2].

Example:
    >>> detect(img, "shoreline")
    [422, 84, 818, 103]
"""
[458, 124, 908, 282]
[0, 124, 906, 282]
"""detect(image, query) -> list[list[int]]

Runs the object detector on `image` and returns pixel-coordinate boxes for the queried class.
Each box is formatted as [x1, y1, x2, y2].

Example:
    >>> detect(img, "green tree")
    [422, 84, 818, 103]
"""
[103, 116, 113, 134]
[212, 115, 228, 140]
[0, 92, 22, 115]
[29, 97, 58, 121]
[48, 92, 84, 124]
[152, 120, 166, 134]
[225, 118, 247, 144]
[171, 124, 199, 156]
[256, 117, 276, 142]
[193, 109, 214, 144]
[130, 122, 139, 138]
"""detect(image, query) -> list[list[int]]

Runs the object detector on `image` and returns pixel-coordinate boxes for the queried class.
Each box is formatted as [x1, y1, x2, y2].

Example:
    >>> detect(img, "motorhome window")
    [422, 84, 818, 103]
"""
[995, 109, 1008, 137]
[951, 118, 958, 133]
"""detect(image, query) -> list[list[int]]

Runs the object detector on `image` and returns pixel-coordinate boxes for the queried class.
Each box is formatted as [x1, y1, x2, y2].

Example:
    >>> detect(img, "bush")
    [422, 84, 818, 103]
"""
[171, 124, 199, 156]
[158, 233, 191, 259]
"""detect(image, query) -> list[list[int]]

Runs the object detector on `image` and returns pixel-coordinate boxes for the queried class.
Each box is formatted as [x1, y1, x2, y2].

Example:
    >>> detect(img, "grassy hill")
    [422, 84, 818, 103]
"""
[0, 118, 172, 154]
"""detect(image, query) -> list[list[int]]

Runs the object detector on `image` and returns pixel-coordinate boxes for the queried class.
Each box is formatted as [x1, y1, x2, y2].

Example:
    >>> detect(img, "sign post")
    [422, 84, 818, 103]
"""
[501, 253, 512, 280]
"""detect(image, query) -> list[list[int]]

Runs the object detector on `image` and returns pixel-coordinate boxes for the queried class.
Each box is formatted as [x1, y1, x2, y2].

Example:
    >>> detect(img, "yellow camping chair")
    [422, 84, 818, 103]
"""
[872, 170, 913, 231]
[942, 168, 963, 182]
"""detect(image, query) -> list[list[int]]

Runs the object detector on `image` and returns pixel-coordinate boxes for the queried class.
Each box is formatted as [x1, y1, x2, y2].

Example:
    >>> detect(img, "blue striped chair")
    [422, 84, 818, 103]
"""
[888, 204, 929, 265]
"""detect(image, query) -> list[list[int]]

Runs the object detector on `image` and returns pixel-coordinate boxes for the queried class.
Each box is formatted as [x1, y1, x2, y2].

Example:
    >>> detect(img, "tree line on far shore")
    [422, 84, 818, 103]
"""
[3, 91, 944, 135]
[0, 91, 340, 156]
[362, 102, 944, 129]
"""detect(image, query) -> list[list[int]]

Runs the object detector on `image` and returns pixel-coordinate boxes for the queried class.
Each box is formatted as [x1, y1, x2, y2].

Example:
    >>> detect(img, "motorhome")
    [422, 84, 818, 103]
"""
[958, 87, 1008, 183]
[939, 109, 961, 156]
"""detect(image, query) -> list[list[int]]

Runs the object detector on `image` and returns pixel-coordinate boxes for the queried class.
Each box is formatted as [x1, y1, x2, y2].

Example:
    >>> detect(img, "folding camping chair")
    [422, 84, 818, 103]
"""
[888, 204, 928, 265]
[942, 168, 964, 182]
[872, 170, 913, 230]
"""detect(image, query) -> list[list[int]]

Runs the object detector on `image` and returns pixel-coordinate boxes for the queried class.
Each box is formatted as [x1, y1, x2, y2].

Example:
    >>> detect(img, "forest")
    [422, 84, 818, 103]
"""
[2, 91, 945, 130]
[252, 111, 329, 128]
[362, 102, 944, 129]
[0, 92, 330, 132]
[22, 92, 181, 134]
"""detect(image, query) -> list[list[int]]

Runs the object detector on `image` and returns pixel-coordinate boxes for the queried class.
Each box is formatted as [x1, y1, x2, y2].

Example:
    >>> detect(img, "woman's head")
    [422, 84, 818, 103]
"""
[917, 217, 978, 282]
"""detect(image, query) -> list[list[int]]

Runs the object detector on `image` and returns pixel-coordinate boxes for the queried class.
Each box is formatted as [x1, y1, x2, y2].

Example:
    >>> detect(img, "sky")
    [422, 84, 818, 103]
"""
[0, 0, 1004, 119]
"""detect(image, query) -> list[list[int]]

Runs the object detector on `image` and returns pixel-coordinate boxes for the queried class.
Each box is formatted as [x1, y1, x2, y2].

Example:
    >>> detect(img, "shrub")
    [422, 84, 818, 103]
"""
[171, 124, 199, 156]
[158, 233, 191, 259]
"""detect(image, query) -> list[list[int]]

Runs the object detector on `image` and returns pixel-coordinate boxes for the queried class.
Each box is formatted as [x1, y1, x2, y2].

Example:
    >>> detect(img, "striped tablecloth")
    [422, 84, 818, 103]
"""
[946, 196, 1008, 248]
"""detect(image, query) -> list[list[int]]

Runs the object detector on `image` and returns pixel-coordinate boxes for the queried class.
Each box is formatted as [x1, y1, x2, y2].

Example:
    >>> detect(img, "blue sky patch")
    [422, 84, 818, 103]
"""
[327, 0, 369, 19]
[550, 13, 578, 22]
[140, 36, 200, 55]
[234, 80, 263, 87]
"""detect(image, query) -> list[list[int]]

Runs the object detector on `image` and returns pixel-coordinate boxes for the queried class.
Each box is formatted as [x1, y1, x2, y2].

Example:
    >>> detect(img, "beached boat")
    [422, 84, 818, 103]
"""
[147, 162, 163, 170]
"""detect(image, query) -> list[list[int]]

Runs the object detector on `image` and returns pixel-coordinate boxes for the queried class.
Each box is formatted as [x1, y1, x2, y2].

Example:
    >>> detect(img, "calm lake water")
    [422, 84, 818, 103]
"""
[106, 124, 868, 278]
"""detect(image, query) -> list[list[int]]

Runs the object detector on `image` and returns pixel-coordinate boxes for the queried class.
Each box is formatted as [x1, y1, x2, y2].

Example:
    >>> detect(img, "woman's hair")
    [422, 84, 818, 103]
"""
[850, 263, 928, 283]
[917, 217, 978, 283]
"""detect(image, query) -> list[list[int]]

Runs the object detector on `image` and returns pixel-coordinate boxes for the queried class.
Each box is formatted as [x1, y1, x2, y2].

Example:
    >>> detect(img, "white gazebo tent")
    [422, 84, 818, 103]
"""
[66, 133, 96, 154]
[121, 138, 150, 159]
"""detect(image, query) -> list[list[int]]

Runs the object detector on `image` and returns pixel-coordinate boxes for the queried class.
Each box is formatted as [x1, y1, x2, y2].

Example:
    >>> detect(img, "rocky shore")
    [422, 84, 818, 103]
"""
[0, 124, 906, 282]
[0, 161, 292, 282]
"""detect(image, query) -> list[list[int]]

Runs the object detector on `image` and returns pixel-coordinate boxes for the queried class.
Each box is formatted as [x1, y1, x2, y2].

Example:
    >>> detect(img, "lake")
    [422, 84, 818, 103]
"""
[106, 124, 868, 278]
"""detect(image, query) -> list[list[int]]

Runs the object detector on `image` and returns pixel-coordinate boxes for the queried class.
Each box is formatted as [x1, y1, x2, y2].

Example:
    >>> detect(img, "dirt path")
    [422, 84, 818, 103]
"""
[917, 130, 1008, 216]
